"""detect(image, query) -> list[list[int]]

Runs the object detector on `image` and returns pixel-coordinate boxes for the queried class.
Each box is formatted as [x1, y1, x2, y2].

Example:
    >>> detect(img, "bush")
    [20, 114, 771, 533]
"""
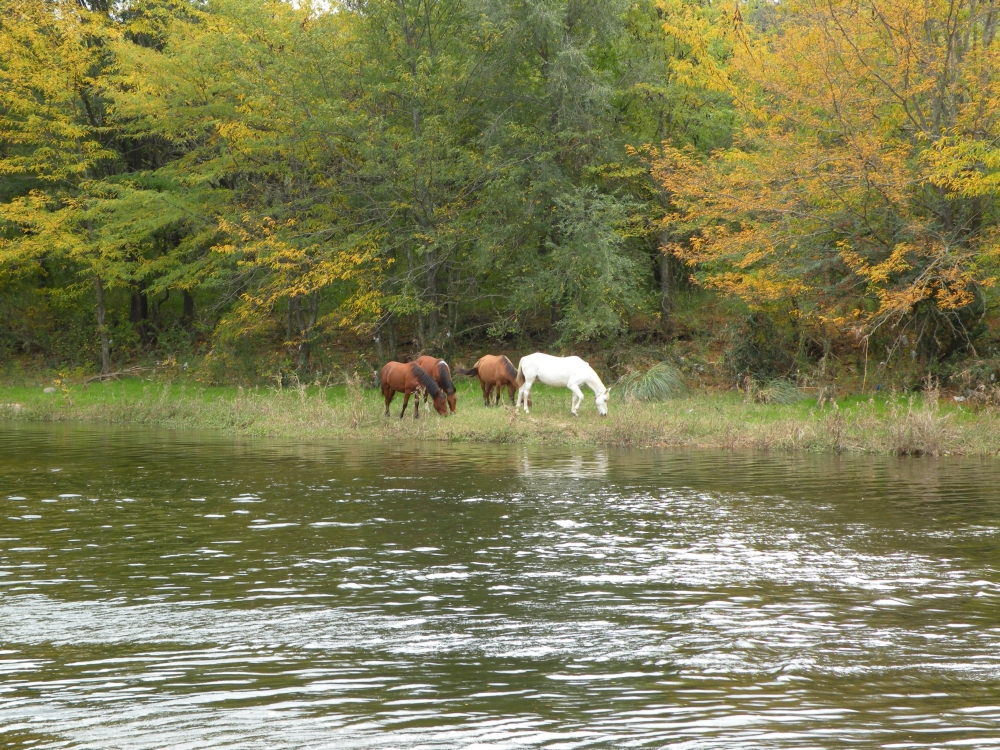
[725, 312, 794, 382]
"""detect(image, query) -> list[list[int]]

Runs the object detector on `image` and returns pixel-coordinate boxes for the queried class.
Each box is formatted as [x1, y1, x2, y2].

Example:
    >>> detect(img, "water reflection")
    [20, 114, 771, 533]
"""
[3, 423, 1000, 747]
[518, 447, 609, 479]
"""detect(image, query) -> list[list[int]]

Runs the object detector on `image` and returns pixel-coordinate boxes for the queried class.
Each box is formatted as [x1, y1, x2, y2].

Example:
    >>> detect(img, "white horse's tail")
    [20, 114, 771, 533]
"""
[515, 359, 525, 387]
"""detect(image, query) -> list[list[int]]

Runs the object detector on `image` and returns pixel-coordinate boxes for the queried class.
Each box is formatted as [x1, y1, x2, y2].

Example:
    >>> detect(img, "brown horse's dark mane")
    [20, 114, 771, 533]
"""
[501, 355, 518, 382]
[410, 363, 442, 398]
[436, 361, 456, 394]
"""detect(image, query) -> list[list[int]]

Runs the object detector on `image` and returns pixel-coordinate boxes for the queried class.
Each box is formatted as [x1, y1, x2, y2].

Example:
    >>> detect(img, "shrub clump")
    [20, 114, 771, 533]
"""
[725, 312, 795, 382]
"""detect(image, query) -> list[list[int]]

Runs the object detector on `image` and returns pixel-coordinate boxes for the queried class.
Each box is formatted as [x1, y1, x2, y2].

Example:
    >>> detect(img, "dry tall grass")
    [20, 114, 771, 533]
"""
[2, 381, 999, 456]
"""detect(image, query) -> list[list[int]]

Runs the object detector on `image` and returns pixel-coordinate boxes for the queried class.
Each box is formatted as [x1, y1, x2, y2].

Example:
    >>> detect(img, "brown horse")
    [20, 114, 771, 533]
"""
[380, 361, 448, 419]
[414, 355, 457, 413]
[459, 354, 525, 407]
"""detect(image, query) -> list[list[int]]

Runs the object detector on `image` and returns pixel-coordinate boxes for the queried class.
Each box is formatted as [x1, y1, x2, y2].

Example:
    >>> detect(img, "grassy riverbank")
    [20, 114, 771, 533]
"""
[2, 378, 998, 456]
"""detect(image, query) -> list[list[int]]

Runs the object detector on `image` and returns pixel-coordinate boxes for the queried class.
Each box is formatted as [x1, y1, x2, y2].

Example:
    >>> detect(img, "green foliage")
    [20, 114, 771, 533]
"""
[1, 0, 734, 377]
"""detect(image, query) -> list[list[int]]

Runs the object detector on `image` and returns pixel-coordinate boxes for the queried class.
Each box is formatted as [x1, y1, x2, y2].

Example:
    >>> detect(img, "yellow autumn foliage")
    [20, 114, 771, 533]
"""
[655, 0, 1000, 342]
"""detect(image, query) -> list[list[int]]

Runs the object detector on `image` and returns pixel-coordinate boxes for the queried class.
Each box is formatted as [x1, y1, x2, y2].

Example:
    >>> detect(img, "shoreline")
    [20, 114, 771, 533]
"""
[1, 379, 997, 457]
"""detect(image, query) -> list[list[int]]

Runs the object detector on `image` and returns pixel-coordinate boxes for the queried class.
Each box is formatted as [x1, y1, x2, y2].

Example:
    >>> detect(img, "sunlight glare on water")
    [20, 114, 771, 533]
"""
[3, 424, 1000, 748]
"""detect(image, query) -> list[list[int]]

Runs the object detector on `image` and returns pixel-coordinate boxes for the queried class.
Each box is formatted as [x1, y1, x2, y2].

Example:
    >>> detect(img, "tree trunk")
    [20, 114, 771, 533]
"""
[130, 285, 149, 343]
[151, 289, 169, 323]
[387, 314, 397, 360]
[659, 252, 673, 335]
[295, 292, 320, 371]
[94, 275, 111, 376]
[658, 233, 679, 337]
[182, 289, 195, 325]
[424, 247, 439, 347]
[286, 295, 296, 344]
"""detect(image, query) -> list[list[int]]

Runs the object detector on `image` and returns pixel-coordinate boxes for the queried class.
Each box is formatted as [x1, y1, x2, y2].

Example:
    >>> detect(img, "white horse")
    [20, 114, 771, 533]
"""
[515, 353, 610, 416]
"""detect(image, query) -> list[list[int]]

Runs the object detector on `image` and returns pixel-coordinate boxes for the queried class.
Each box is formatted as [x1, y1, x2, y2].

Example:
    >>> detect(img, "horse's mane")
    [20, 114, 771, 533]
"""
[410, 363, 442, 398]
[436, 361, 455, 395]
[500, 355, 517, 382]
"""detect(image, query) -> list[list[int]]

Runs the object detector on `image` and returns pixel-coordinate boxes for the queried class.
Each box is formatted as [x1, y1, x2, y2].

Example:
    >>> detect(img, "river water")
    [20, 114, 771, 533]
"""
[3, 424, 1000, 748]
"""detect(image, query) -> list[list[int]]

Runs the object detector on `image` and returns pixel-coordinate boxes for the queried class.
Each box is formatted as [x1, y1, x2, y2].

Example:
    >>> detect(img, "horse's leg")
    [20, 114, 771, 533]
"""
[568, 383, 585, 416]
[515, 380, 531, 408]
[399, 391, 411, 419]
[383, 386, 394, 417]
[506, 382, 516, 406]
[480, 380, 490, 407]
[518, 378, 533, 414]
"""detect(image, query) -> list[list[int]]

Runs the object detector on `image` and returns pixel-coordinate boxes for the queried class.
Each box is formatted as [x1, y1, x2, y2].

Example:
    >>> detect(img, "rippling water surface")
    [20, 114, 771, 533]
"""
[4, 424, 1000, 747]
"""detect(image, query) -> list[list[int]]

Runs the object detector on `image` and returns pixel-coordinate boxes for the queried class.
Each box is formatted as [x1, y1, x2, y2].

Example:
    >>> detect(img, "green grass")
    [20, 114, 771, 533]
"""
[0, 378, 996, 456]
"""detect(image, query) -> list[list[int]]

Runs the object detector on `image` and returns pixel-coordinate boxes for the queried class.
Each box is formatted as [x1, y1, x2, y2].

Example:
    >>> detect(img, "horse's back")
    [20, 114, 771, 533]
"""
[521, 352, 583, 368]
[475, 354, 514, 384]
[413, 355, 436, 374]
[520, 352, 599, 386]
[518, 352, 565, 386]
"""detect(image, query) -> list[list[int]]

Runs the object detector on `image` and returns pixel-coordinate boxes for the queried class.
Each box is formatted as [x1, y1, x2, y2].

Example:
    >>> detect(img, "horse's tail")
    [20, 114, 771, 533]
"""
[515, 359, 525, 387]
[410, 362, 442, 399]
[436, 361, 456, 395]
[457, 366, 478, 377]
[501, 355, 518, 383]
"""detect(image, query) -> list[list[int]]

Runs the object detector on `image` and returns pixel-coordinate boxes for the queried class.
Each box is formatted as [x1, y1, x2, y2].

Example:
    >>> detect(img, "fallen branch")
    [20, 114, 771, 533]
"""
[84, 366, 157, 383]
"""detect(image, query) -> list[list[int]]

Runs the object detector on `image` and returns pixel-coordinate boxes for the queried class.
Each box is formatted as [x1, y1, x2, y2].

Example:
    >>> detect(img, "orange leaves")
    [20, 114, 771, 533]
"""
[840, 242, 913, 285]
[704, 270, 808, 307]
[653, 0, 1000, 337]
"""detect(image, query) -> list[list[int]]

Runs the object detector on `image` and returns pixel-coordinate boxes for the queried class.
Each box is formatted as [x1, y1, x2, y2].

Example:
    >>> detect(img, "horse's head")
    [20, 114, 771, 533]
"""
[446, 392, 457, 413]
[432, 391, 449, 415]
[595, 387, 610, 416]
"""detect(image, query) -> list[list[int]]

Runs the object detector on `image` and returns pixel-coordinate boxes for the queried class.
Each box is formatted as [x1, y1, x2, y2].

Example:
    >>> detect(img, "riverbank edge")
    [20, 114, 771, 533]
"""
[1, 380, 997, 457]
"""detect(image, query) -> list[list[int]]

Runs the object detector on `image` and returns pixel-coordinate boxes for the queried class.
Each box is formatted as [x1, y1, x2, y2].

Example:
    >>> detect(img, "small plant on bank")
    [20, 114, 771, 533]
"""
[742, 376, 806, 405]
[344, 372, 368, 429]
[616, 362, 690, 402]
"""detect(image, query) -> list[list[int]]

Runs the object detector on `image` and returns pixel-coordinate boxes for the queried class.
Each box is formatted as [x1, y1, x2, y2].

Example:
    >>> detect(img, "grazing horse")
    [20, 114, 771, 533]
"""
[380, 361, 448, 419]
[459, 354, 523, 406]
[414, 355, 457, 413]
[515, 353, 610, 416]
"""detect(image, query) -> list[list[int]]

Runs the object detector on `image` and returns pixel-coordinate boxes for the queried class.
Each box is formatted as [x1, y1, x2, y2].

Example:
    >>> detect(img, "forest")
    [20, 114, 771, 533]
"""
[3, 0, 1000, 392]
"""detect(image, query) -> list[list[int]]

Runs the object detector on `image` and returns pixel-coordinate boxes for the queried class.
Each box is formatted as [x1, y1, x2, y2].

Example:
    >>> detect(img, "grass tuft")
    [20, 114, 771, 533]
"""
[756, 378, 806, 405]
[616, 362, 690, 402]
